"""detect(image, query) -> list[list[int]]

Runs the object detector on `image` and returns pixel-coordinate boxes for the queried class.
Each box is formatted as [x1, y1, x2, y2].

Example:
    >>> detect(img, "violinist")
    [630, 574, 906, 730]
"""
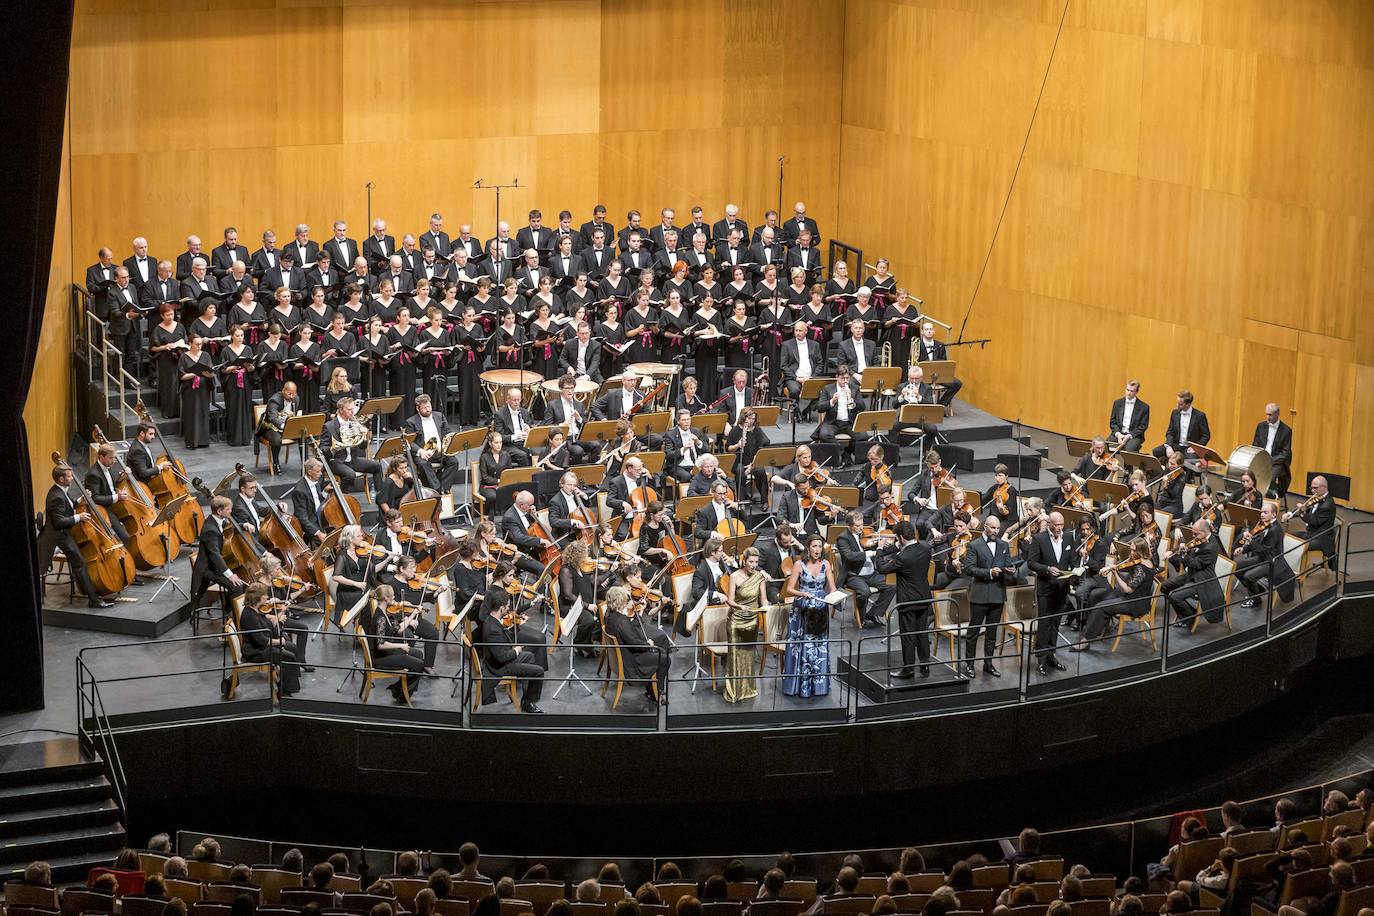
[1072, 518, 1113, 614]
[1157, 451, 1188, 518]
[1100, 469, 1150, 523]
[376, 508, 432, 568]
[1235, 504, 1287, 608]
[1182, 484, 1227, 530]
[858, 444, 893, 509]
[382, 555, 444, 671]
[815, 364, 863, 453]
[332, 525, 375, 626]
[933, 511, 974, 590]
[684, 535, 733, 637]
[478, 590, 547, 714]
[1045, 470, 1086, 514]
[693, 481, 741, 547]
[448, 540, 489, 633]
[1283, 476, 1336, 572]
[557, 540, 611, 651]
[1073, 436, 1119, 483]
[604, 455, 651, 537]
[368, 584, 426, 702]
[779, 474, 834, 537]
[83, 444, 132, 546]
[236, 583, 302, 697]
[904, 449, 951, 528]
[1071, 538, 1154, 651]
[771, 443, 831, 492]
[836, 510, 896, 628]
[602, 584, 672, 704]
[935, 487, 980, 536]
[500, 490, 557, 579]
[191, 496, 248, 607]
[981, 464, 1021, 527]
[620, 561, 674, 629]
[1162, 519, 1225, 627]
[664, 408, 707, 484]
[1231, 470, 1264, 510]
[39, 465, 113, 607]
[687, 453, 730, 498]
[759, 522, 803, 603]
[867, 487, 905, 532]
[1125, 500, 1161, 557]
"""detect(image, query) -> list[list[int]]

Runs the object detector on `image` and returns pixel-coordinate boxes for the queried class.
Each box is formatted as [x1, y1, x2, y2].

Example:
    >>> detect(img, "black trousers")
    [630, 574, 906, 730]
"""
[898, 606, 932, 667]
[1110, 434, 1144, 452]
[374, 647, 426, 691]
[1035, 587, 1071, 659]
[414, 617, 440, 668]
[1081, 595, 1148, 642]
[669, 465, 695, 484]
[483, 644, 548, 704]
[328, 456, 384, 495]
[846, 572, 893, 620]
[61, 539, 102, 601]
[965, 601, 1002, 663]
[260, 428, 288, 468]
[1237, 554, 1269, 597]
[244, 644, 301, 693]
[935, 377, 962, 407]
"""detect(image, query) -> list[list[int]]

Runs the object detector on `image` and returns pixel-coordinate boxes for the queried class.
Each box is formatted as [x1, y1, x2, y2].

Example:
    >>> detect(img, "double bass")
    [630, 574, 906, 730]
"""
[51, 453, 137, 596]
[190, 477, 266, 578]
[232, 463, 326, 591]
[304, 434, 362, 530]
[132, 400, 205, 542]
[89, 428, 179, 569]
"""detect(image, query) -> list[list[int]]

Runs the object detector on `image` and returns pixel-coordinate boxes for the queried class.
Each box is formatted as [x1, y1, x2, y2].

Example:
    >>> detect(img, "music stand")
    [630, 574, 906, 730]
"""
[1055, 505, 1091, 530]
[897, 403, 945, 452]
[860, 367, 903, 405]
[551, 597, 593, 699]
[1120, 450, 1163, 476]
[715, 453, 738, 476]
[357, 396, 402, 438]
[694, 413, 727, 437]
[568, 464, 607, 491]
[147, 495, 190, 603]
[720, 531, 758, 559]
[1066, 438, 1095, 458]
[916, 360, 956, 406]
[580, 420, 620, 453]
[795, 377, 833, 440]
[397, 498, 438, 532]
[496, 466, 538, 488]
[675, 495, 711, 525]
[852, 409, 898, 444]
[633, 411, 672, 441]
[637, 451, 666, 475]
[1187, 442, 1227, 478]
[525, 425, 567, 452]
[446, 426, 490, 521]
[751, 405, 781, 428]
[372, 434, 409, 464]
[1087, 480, 1128, 508]
[281, 413, 325, 466]
[210, 469, 241, 496]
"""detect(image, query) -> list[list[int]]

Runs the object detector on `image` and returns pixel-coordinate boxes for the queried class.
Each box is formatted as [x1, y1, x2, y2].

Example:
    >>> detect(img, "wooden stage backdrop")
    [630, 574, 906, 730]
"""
[45, 0, 1374, 507]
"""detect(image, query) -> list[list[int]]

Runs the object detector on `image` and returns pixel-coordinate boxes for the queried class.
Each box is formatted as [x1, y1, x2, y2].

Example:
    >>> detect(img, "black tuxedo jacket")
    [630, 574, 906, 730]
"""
[693, 501, 736, 544]
[404, 411, 453, 447]
[106, 283, 140, 334]
[261, 266, 306, 296]
[492, 406, 534, 442]
[140, 276, 179, 311]
[39, 485, 82, 570]
[418, 230, 451, 259]
[1027, 530, 1078, 596]
[122, 254, 157, 292]
[548, 253, 582, 284]
[547, 489, 589, 535]
[1251, 420, 1293, 472]
[363, 235, 396, 272]
[289, 476, 327, 540]
[544, 395, 588, 433]
[817, 380, 863, 425]
[647, 225, 677, 252]
[579, 220, 617, 248]
[603, 473, 641, 515]
[591, 387, 642, 421]
[835, 529, 869, 578]
[662, 425, 706, 469]
[780, 338, 823, 382]
[452, 237, 483, 262]
[875, 540, 934, 611]
[248, 247, 280, 278]
[305, 266, 341, 295]
[781, 215, 821, 246]
[175, 250, 208, 279]
[914, 338, 948, 362]
[486, 237, 520, 262]
[579, 247, 613, 279]
[685, 557, 727, 616]
[193, 516, 231, 579]
[83, 465, 120, 509]
[516, 226, 552, 255]
[371, 270, 414, 295]
[651, 249, 682, 279]
[85, 262, 118, 317]
[838, 338, 877, 371]
[715, 386, 754, 425]
[500, 505, 543, 551]
[617, 249, 651, 276]
[322, 238, 361, 272]
[414, 260, 448, 285]
[967, 536, 1015, 604]
[550, 228, 583, 255]
[711, 218, 749, 245]
[482, 259, 511, 286]
[397, 249, 422, 275]
[747, 241, 784, 273]
[219, 274, 257, 298]
[231, 492, 265, 534]
[1164, 408, 1211, 449]
[125, 440, 159, 483]
[180, 275, 219, 307]
[210, 244, 250, 276]
[515, 265, 548, 292]
[1109, 397, 1150, 440]
[282, 240, 319, 269]
[785, 246, 822, 273]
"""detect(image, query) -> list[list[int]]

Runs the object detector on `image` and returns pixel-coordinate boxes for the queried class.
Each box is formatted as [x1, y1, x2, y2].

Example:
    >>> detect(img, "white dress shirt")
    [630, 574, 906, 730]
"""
[1119, 398, 1136, 434]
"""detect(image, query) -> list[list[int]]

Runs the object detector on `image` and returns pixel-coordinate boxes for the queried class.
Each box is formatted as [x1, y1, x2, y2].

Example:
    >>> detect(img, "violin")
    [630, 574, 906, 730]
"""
[499, 608, 529, 628]
[931, 466, 956, 489]
[1240, 517, 1272, 546]
[1063, 482, 1090, 510]
[949, 531, 972, 564]
[801, 492, 837, 514]
[353, 538, 393, 560]
[629, 582, 665, 605]
[397, 526, 435, 548]
[405, 572, 450, 592]
[871, 463, 893, 490]
[577, 556, 616, 575]
[800, 463, 835, 487]
[879, 502, 903, 529]
[270, 571, 313, 592]
[487, 538, 518, 558]
[504, 579, 541, 602]
[1078, 533, 1099, 558]
[993, 481, 1011, 514]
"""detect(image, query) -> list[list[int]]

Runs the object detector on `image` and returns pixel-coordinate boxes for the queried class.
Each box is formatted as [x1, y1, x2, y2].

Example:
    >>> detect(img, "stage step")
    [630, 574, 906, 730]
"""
[0, 739, 124, 883]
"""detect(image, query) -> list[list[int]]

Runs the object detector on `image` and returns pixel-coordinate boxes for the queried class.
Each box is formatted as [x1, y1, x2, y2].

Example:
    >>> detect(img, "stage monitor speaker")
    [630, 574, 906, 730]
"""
[940, 444, 974, 472]
[998, 453, 1041, 480]
[1306, 471, 1350, 501]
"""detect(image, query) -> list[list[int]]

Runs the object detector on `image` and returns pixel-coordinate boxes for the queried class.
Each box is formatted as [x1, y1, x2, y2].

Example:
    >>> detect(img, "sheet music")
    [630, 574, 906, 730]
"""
[560, 597, 584, 640]
[687, 590, 710, 632]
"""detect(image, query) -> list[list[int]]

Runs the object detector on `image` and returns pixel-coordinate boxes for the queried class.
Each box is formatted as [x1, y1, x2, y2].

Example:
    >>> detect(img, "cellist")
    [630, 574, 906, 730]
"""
[636, 501, 678, 580]
[41, 465, 114, 607]
[498, 490, 556, 579]
[547, 471, 596, 543]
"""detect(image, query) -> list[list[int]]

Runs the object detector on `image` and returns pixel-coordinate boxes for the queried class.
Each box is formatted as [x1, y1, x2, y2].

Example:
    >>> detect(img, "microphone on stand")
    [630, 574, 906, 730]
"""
[473, 178, 484, 189]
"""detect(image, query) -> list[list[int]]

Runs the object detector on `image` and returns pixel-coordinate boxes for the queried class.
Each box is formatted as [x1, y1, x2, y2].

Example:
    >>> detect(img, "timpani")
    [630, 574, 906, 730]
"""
[481, 368, 544, 414]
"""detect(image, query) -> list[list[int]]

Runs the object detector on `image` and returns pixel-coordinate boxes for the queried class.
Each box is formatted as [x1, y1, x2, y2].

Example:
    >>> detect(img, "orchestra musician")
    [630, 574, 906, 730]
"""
[1107, 380, 1150, 451]
[1156, 451, 1189, 518]
[1283, 476, 1337, 572]
[914, 320, 962, 407]
[895, 365, 942, 443]
[602, 584, 672, 703]
[759, 522, 803, 603]
[1071, 518, 1113, 614]
[932, 511, 974, 590]
[663, 409, 708, 484]
[981, 464, 1021, 527]
[1231, 470, 1264, 510]
[687, 453, 730, 499]
[191, 496, 247, 603]
[288, 458, 329, 545]
[874, 520, 934, 678]
[1152, 390, 1211, 463]
[83, 445, 131, 546]
[780, 319, 823, 420]
[1182, 484, 1227, 530]
[1073, 436, 1119, 483]
[716, 369, 755, 435]
[903, 449, 950, 528]
[725, 406, 770, 506]
[605, 456, 652, 538]
[1049, 470, 1090, 513]
[685, 536, 733, 637]
[838, 318, 877, 387]
[404, 394, 461, 492]
[544, 375, 592, 464]
[257, 382, 299, 472]
[491, 387, 535, 468]
[229, 474, 266, 548]
[367, 585, 426, 701]
[236, 583, 303, 697]
[321, 398, 384, 495]
[1071, 538, 1154, 651]
[693, 482, 741, 547]
[815, 364, 863, 449]
[478, 589, 547, 714]
[836, 510, 895, 628]
[500, 490, 557, 580]
[592, 371, 644, 421]
[778, 474, 834, 536]
[1235, 504, 1291, 608]
[1162, 519, 1225, 627]
[39, 465, 114, 607]
[1252, 403, 1293, 498]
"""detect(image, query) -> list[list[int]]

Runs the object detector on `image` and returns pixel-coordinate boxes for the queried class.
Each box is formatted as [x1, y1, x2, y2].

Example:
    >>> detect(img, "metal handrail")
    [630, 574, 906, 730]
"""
[75, 655, 129, 820]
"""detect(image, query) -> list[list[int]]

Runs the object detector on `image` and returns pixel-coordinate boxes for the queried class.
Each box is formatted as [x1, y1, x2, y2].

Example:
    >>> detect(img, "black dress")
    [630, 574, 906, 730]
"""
[178, 351, 214, 448]
[691, 309, 724, 396]
[624, 305, 659, 363]
[336, 302, 369, 337]
[658, 306, 691, 370]
[268, 305, 302, 336]
[490, 324, 526, 371]
[527, 319, 561, 380]
[303, 305, 335, 334]
[883, 302, 920, 370]
[388, 324, 420, 426]
[758, 303, 790, 396]
[370, 297, 400, 327]
[228, 300, 267, 345]
[693, 279, 724, 307]
[358, 333, 391, 400]
[289, 341, 322, 413]
[800, 301, 830, 346]
[452, 322, 485, 425]
[219, 343, 256, 446]
[256, 337, 289, 402]
[724, 315, 756, 371]
[417, 325, 453, 406]
[864, 274, 898, 309]
[319, 330, 357, 362]
[595, 320, 626, 379]
[190, 316, 227, 358]
[332, 549, 373, 626]
[150, 322, 187, 418]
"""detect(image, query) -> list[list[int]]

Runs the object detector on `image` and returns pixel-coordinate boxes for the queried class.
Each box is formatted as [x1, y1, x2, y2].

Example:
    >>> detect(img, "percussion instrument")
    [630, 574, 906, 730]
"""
[539, 375, 599, 409]
[627, 361, 679, 411]
[1226, 445, 1273, 497]
[481, 368, 544, 414]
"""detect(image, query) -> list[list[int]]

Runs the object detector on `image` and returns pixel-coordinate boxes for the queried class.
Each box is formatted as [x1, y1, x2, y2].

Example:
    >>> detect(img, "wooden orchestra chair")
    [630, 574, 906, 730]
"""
[358, 623, 412, 705]
[470, 460, 487, 517]
[999, 584, 1038, 656]
[759, 601, 788, 674]
[600, 633, 657, 709]
[222, 620, 276, 700]
[252, 404, 294, 476]
[696, 603, 731, 690]
[931, 588, 971, 661]
[1111, 579, 1161, 652]
[1191, 554, 1235, 633]
[823, 544, 863, 629]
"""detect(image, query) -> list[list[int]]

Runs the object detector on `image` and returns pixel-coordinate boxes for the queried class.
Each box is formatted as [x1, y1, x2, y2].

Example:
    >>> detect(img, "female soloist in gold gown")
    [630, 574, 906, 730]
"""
[724, 547, 766, 703]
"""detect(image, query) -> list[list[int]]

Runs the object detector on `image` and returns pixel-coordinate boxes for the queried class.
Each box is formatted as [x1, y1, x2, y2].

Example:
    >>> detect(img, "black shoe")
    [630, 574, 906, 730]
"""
[521, 701, 543, 714]
[983, 663, 1001, 677]
[1241, 598, 1258, 608]
[89, 598, 114, 608]
[302, 666, 315, 673]
[220, 678, 232, 700]
[862, 615, 884, 629]
[892, 667, 915, 680]
[1070, 641, 1089, 652]
[1047, 657, 1066, 671]
[1068, 620, 1082, 632]
[919, 664, 930, 678]
[1037, 663, 1049, 676]
[961, 663, 976, 678]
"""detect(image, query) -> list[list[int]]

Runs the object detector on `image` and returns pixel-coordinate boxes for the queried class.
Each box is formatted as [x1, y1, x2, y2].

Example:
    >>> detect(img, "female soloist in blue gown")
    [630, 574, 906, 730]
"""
[782, 535, 835, 697]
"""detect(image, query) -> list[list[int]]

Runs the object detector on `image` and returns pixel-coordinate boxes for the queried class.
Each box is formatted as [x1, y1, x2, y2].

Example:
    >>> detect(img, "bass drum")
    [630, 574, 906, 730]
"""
[1226, 445, 1273, 496]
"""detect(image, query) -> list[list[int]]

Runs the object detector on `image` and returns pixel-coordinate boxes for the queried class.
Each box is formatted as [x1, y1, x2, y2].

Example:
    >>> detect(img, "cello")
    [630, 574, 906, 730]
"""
[232, 463, 326, 591]
[51, 453, 137, 596]
[525, 515, 563, 578]
[304, 434, 362, 530]
[132, 400, 205, 542]
[627, 476, 659, 538]
[659, 525, 695, 577]
[89, 427, 179, 569]
[190, 477, 266, 579]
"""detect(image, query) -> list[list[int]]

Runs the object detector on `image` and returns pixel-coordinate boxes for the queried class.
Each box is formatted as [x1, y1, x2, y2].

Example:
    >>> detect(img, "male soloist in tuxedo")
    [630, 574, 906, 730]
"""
[875, 521, 934, 678]
[1026, 512, 1076, 675]
[1107, 380, 1150, 451]
[1252, 403, 1293, 498]
[965, 516, 1015, 678]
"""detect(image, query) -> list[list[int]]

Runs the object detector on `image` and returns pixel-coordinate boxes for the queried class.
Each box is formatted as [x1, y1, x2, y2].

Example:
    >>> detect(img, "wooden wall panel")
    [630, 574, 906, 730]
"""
[840, 0, 1374, 506]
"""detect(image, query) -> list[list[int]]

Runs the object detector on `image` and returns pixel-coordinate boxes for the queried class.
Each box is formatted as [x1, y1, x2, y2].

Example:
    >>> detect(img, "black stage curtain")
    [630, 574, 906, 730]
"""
[0, 1, 75, 715]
